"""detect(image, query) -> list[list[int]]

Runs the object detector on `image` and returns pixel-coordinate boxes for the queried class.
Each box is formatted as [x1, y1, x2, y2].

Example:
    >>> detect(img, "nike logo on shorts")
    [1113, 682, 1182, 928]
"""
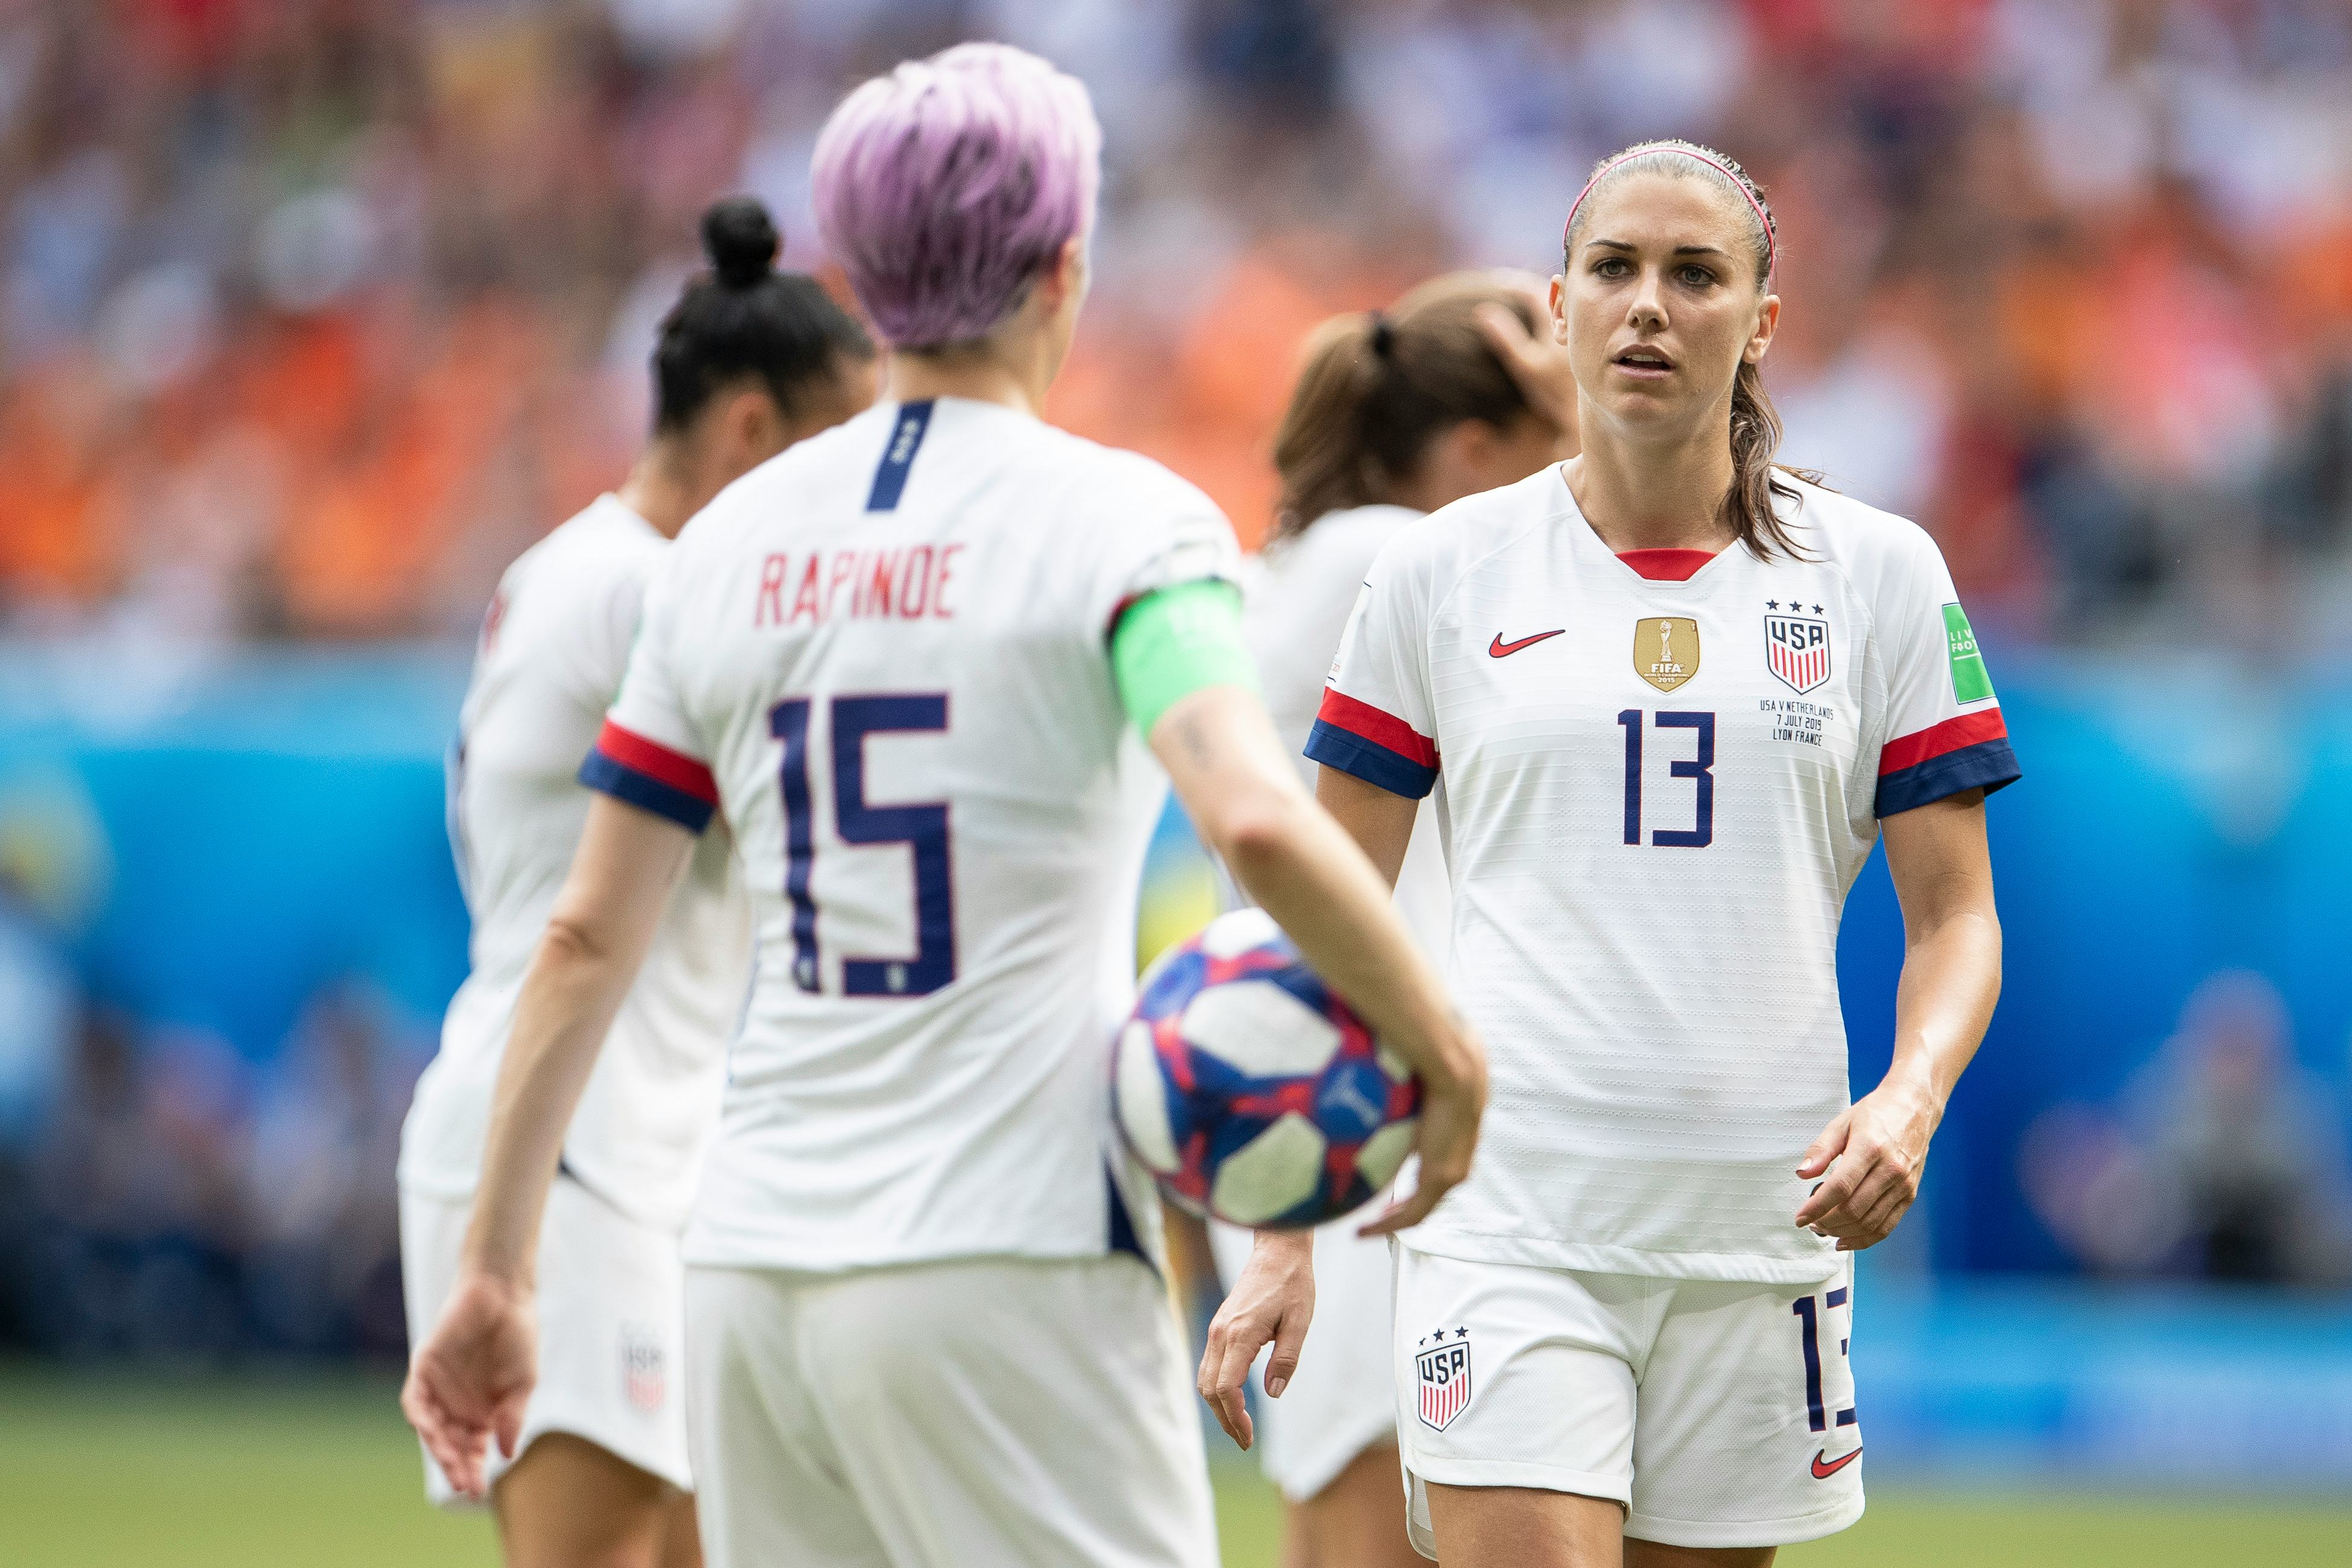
[1488, 629, 1565, 658]
[1811, 1447, 1862, 1479]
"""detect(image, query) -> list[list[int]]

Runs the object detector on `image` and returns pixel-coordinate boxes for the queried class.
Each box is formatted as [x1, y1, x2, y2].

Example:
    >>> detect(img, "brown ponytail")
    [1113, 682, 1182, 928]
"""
[1272, 313, 1391, 540]
[1565, 138, 1821, 561]
[1727, 357, 1814, 560]
[1272, 276, 1547, 542]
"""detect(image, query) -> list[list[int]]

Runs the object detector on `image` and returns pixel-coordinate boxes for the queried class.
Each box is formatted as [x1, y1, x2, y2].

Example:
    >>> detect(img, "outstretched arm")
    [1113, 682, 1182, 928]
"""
[400, 795, 692, 1496]
[1151, 685, 1483, 1227]
[1150, 685, 1483, 1452]
[1111, 580, 1483, 1449]
[1794, 789, 2001, 1249]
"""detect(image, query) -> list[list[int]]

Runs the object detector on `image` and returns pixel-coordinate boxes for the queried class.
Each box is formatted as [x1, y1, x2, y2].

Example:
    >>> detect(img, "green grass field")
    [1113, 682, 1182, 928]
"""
[4, 1370, 2348, 1567]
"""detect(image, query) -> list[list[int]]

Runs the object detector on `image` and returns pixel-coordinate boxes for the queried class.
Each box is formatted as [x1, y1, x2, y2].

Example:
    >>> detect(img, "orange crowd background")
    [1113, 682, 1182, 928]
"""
[5, 0, 2351, 656]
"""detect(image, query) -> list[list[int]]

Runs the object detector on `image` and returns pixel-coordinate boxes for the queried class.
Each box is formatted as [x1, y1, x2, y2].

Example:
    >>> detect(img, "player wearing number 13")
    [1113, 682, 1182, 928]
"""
[1279, 141, 2020, 1564]
[400, 43, 1485, 1568]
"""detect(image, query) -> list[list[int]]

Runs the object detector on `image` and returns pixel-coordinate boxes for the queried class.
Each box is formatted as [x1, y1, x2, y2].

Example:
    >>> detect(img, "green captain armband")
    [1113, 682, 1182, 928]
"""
[1109, 579, 1258, 736]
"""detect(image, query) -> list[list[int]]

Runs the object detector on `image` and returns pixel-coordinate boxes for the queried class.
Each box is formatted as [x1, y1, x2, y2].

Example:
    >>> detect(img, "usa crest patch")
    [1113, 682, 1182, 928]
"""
[620, 1324, 666, 1412]
[1765, 613, 1831, 695]
[1415, 1330, 1473, 1431]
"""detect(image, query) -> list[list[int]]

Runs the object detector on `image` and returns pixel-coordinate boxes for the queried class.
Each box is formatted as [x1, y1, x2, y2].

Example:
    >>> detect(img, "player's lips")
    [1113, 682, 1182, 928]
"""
[1610, 343, 1675, 379]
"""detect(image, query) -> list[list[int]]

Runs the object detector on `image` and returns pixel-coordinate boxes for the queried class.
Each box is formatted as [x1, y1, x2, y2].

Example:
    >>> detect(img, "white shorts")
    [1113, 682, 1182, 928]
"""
[1209, 1217, 1398, 1502]
[1393, 1245, 1863, 1554]
[685, 1254, 1217, 1568]
[399, 1177, 692, 1506]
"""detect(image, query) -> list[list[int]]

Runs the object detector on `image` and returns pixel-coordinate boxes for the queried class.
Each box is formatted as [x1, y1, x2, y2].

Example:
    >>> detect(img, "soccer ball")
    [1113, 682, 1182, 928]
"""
[1113, 908, 1421, 1228]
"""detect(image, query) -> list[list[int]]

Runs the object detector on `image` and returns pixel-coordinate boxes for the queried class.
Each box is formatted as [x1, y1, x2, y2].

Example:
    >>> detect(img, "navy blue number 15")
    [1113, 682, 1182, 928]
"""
[1616, 709, 1715, 847]
[770, 693, 956, 998]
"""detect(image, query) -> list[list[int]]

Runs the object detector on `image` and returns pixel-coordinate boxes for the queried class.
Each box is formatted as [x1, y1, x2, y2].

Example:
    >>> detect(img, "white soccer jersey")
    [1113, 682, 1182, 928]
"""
[1310, 468, 2019, 1284]
[583, 398, 1240, 1272]
[1246, 506, 1448, 960]
[400, 496, 751, 1232]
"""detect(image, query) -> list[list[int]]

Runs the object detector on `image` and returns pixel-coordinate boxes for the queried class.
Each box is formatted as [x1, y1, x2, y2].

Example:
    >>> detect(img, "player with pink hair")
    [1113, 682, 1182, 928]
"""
[401, 42, 1485, 1568]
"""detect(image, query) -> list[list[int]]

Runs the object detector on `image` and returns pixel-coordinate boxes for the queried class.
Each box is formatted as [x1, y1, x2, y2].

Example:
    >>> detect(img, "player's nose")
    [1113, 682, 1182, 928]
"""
[1625, 275, 1667, 331]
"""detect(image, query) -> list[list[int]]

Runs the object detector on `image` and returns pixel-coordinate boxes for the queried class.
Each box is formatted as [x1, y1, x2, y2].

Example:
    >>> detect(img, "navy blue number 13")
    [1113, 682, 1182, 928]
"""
[1615, 709, 1715, 847]
[770, 693, 956, 998]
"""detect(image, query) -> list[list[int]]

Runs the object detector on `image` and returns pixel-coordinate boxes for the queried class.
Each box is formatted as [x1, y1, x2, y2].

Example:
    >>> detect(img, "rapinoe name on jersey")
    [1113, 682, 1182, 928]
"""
[755, 544, 967, 628]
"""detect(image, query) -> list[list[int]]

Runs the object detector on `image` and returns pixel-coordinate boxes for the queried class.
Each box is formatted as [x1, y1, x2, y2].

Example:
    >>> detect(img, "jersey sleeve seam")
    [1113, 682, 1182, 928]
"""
[1804, 529, 1893, 760]
[1424, 497, 1571, 631]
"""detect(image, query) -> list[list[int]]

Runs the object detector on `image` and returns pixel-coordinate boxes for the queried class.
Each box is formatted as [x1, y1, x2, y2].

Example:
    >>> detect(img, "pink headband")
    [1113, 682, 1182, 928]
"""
[1562, 146, 1775, 282]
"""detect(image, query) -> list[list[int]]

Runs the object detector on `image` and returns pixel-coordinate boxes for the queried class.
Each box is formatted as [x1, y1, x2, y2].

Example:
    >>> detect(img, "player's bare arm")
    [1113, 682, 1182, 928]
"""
[1190, 747, 1462, 1445]
[1154, 685, 1486, 1445]
[1196, 1225, 1315, 1450]
[401, 795, 692, 1496]
[1471, 277, 1581, 459]
[1794, 788, 2001, 1250]
[1313, 763, 1419, 890]
[1153, 684, 1485, 1235]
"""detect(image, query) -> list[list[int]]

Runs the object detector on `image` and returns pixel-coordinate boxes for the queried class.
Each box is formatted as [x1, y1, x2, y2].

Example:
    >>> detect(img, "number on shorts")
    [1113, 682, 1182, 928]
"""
[1791, 1286, 1856, 1433]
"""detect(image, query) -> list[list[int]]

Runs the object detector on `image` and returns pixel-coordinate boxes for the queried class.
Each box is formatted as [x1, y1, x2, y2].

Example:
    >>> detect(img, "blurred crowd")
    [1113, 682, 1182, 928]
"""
[2023, 970, 2352, 1285]
[3, 0, 2352, 657]
[0, 903, 425, 1360]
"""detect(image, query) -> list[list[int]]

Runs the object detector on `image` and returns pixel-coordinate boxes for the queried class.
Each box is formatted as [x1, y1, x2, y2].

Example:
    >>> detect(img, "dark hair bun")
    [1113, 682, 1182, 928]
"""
[702, 197, 780, 289]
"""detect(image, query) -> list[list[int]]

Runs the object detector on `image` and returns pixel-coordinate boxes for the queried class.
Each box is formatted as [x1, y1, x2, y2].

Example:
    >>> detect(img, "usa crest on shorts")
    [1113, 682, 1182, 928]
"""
[1765, 611, 1831, 694]
[620, 1323, 667, 1412]
[1415, 1328, 1473, 1431]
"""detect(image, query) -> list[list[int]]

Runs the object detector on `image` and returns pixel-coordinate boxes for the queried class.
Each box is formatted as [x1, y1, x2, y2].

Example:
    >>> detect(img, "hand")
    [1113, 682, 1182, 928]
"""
[1474, 283, 1578, 448]
[1197, 1229, 1315, 1450]
[1359, 1024, 1486, 1238]
[400, 1272, 538, 1499]
[1793, 1076, 1943, 1251]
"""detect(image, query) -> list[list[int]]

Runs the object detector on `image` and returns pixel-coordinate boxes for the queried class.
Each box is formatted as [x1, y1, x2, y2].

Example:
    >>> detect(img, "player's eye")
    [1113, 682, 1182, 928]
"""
[1678, 264, 1716, 287]
[1592, 256, 1630, 278]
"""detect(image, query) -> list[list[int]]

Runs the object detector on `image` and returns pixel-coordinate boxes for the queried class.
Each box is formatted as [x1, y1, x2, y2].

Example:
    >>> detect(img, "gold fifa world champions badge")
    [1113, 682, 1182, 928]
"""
[1635, 616, 1700, 692]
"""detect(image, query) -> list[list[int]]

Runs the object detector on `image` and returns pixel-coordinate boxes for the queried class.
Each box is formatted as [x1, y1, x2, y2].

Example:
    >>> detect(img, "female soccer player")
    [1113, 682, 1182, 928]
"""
[1203, 272, 1573, 1568]
[397, 198, 875, 1568]
[1207, 139, 2017, 1566]
[400, 45, 1485, 1568]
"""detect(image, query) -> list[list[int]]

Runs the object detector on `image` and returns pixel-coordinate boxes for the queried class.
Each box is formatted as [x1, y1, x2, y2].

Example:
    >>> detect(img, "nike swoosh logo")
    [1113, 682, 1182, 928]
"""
[1811, 1447, 1862, 1480]
[1488, 629, 1565, 658]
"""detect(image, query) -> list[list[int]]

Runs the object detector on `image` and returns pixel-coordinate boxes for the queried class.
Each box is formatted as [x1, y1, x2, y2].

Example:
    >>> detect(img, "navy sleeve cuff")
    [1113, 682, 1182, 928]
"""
[579, 750, 716, 833]
[1876, 738, 2021, 817]
[1304, 719, 1439, 800]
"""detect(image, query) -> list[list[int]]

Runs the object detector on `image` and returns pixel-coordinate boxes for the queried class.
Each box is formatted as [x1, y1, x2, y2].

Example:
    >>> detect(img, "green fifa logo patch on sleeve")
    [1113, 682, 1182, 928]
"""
[1943, 602, 1993, 703]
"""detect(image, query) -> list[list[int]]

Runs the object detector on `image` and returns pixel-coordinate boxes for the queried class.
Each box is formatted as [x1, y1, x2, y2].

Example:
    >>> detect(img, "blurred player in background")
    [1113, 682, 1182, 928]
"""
[1200, 272, 1574, 1568]
[401, 43, 1485, 1568]
[1208, 139, 2018, 1566]
[397, 199, 876, 1568]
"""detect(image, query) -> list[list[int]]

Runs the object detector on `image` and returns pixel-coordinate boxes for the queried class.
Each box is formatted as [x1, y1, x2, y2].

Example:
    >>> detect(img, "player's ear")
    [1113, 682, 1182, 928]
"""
[1442, 418, 1502, 474]
[1744, 292, 1780, 366]
[1039, 235, 1088, 315]
[724, 382, 788, 459]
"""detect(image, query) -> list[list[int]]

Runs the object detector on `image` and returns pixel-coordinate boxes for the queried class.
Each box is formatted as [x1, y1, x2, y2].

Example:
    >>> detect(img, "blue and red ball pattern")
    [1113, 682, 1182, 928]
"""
[1120, 919, 1421, 1228]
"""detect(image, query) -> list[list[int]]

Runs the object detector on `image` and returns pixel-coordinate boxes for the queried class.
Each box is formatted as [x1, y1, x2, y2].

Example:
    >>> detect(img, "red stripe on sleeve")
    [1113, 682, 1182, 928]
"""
[1880, 709, 2008, 776]
[1315, 689, 1438, 768]
[594, 720, 718, 804]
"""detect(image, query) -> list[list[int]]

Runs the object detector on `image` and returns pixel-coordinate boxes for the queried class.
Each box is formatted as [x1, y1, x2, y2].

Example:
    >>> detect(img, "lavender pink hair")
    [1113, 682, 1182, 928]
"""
[812, 43, 1103, 350]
